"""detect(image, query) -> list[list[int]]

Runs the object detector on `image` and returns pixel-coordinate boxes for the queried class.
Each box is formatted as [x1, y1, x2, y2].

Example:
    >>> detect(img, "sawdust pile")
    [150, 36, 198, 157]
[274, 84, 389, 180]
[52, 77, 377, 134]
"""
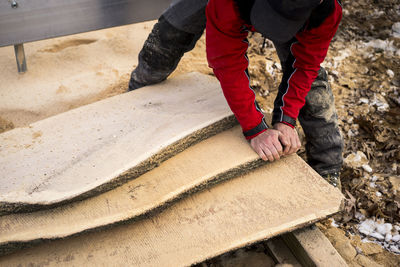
[0, 117, 14, 134]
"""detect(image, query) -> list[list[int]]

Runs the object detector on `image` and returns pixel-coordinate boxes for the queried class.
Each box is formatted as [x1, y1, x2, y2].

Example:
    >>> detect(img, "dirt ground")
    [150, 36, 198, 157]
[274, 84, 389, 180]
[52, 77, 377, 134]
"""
[0, 0, 399, 266]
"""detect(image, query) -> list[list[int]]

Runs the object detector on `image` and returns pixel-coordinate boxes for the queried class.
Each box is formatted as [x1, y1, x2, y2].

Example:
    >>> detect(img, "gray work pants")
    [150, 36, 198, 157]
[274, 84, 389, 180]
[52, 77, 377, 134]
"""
[160, 0, 344, 175]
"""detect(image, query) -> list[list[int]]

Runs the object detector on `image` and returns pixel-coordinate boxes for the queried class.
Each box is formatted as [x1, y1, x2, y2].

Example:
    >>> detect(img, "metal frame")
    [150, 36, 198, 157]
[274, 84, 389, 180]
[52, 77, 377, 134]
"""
[0, 0, 172, 73]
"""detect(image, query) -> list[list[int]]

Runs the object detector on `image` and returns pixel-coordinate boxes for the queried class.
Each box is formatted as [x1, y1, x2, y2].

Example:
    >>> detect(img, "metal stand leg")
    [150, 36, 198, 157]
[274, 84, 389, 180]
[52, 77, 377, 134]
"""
[14, 43, 27, 73]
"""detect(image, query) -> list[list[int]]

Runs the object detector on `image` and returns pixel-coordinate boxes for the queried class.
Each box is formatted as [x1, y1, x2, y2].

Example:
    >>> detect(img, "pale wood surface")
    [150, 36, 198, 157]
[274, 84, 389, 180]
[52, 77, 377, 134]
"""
[283, 226, 348, 267]
[0, 155, 344, 266]
[0, 73, 234, 212]
[266, 237, 302, 266]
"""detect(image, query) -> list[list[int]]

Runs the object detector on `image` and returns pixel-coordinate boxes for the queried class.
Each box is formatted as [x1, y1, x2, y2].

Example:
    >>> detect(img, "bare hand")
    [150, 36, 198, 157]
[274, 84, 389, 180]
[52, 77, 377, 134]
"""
[250, 130, 283, 162]
[273, 122, 301, 155]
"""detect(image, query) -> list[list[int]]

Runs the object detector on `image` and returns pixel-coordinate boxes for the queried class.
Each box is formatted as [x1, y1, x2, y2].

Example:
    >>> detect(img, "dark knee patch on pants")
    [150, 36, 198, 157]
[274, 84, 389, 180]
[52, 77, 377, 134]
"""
[303, 80, 336, 122]
[132, 16, 201, 86]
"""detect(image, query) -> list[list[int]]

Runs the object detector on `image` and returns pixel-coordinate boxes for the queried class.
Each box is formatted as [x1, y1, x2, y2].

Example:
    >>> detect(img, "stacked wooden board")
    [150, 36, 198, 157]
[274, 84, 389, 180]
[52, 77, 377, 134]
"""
[0, 72, 236, 214]
[0, 73, 344, 266]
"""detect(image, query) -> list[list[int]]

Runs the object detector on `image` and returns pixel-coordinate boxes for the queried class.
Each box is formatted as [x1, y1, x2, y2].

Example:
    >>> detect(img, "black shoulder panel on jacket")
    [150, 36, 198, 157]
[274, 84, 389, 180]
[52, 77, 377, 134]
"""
[307, 0, 336, 30]
[233, 0, 255, 24]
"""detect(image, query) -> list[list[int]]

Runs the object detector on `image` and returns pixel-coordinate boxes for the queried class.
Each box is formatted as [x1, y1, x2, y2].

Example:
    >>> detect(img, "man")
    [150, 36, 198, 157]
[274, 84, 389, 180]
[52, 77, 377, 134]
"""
[129, 0, 343, 188]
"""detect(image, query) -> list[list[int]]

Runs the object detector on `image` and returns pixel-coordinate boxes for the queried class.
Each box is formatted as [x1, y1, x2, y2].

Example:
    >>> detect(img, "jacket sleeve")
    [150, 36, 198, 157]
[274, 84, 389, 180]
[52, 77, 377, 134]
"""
[271, 0, 343, 127]
[206, 0, 268, 140]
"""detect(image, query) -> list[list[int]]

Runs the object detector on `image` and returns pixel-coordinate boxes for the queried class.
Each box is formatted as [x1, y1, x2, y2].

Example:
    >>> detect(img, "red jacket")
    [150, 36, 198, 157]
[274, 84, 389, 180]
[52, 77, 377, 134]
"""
[206, 0, 342, 139]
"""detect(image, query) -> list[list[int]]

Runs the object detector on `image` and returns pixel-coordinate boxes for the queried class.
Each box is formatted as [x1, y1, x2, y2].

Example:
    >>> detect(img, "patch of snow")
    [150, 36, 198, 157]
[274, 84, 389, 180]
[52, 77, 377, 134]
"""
[355, 212, 366, 221]
[359, 98, 369, 104]
[390, 245, 400, 254]
[354, 152, 363, 162]
[392, 234, 400, 242]
[370, 94, 389, 112]
[393, 22, 400, 38]
[362, 164, 373, 173]
[331, 70, 339, 76]
[359, 219, 376, 236]
[348, 130, 355, 137]
[265, 60, 280, 76]
[265, 60, 275, 75]
[331, 219, 339, 228]
[357, 219, 400, 254]
[370, 232, 385, 240]
[376, 191, 382, 197]
[387, 69, 395, 78]
[345, 151, 369, 169]
[274, 62, 281, 71]
[332, 49, 352, 68]
[376, 223, 392, 236]
[372, 10, 385, 17]
[363, 39, 400, 56]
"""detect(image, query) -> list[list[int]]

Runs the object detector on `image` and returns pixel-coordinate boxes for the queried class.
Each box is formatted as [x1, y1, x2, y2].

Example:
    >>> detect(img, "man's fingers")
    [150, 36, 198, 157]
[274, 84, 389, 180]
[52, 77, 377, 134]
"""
[264, 144, 280, 161]
[289, 135, 300, 154]
[273, 139, 283, 156]
[255, 147, 268, 161]
[278, 133, 290, 154]
[265, 150, 275, 161]
[259, 146, 274, 161]
[258, 142, 275, 161]
[288, 132, 301, 154]
[283, 142, 291, 155]
[250, 129, 290, 162]
[296, 134, 302, 150]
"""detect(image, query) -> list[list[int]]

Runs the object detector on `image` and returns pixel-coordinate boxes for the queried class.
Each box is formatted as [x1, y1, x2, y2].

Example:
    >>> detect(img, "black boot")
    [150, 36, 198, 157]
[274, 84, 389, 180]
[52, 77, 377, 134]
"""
[321, 172, 342, 190]
[128, 16, 203, 91]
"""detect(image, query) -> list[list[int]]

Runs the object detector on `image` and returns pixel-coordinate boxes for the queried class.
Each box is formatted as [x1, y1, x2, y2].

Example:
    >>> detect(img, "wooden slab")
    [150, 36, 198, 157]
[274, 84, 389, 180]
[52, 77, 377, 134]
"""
[266, 237, 302, 266]
[0, 155, 344, 266]
[0, 73, 235, 214]
[282, 226, 348, 267]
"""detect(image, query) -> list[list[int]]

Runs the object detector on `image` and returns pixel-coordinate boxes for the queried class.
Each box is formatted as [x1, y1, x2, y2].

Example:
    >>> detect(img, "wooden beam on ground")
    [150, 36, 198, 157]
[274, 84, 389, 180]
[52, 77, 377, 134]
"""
[0, 73, 235, 214]
[266, 237, 302, 266]
[0, 155, 344, 266]
[282, 226, 348, 267]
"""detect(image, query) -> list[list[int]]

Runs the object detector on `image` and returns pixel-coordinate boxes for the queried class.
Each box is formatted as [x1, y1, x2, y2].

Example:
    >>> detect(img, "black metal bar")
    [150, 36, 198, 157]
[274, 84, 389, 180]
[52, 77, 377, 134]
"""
[14, 44, 27, 73]
[0, 0, 171, 47]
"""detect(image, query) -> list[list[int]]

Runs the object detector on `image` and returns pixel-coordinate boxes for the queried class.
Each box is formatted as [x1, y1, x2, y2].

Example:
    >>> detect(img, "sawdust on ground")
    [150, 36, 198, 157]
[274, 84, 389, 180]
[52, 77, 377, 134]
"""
[0, 117, 14, 134]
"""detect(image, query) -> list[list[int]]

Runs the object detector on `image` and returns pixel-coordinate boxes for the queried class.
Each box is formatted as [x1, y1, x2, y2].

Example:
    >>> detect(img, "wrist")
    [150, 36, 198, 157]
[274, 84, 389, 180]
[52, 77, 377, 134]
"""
[272, 114, 296, 128]
[243, 118, 269, 140]
[246, 128, 268, 140]
[276, 121, 295, 129]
